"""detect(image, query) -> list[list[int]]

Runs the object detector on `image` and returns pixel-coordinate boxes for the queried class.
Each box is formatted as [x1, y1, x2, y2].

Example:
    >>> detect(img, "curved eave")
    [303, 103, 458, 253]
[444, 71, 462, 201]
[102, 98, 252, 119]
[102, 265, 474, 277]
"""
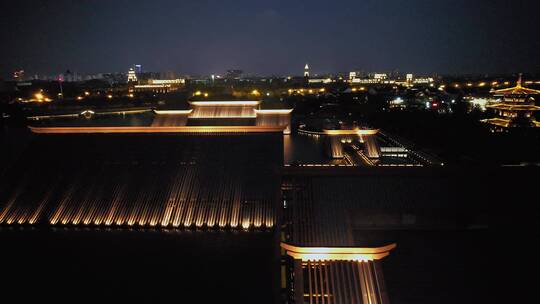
[281, 242, 396, 262]
[29, 126, 286, 134]
[188, 101, 261, 106]
[153, 109, 193, 115]
[492, 87, 540, 96]
[481, 118, 510, 127]
[486, 104, 540, 111]
[323, 129, 379, 135]
[254, 109, 293, 114]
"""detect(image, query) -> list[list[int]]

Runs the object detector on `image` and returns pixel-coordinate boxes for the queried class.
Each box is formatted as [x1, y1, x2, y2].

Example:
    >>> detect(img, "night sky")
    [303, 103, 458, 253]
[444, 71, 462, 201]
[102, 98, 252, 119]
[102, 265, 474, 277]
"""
[1, 0, 539, 77]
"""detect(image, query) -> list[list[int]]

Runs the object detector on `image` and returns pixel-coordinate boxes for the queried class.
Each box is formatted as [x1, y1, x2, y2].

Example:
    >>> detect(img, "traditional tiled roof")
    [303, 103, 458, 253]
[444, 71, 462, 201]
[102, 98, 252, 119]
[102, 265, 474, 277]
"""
[492, 75, 540, 96]
[0, 132, 283, 229]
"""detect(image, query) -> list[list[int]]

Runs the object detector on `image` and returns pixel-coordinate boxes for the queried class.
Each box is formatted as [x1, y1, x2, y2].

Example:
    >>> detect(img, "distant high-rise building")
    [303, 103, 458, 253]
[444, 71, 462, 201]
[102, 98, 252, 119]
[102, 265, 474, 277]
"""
[127, 68, 138, 82]
[134, 64, 142, 74]
[406, 74, 414, 85]
[304, 63, 309, 77]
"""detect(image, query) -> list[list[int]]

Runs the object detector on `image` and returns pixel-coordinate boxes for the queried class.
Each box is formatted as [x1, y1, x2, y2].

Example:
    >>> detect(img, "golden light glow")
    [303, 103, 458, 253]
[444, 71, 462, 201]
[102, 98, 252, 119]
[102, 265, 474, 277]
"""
[153, 109, 193, 115]
[251, 89, 260, 96]
[281, 243, 396, 261]
[253, 109, 293, 114]
[76, 96, 83, 100]
[324, 129, 379, 135]
[194, 90, 202, 96]
[203, 93, 209, 97]
[34, 93, 44, 100]
[84, 91, 90, 96]
[107, 94, 113, 99]
[189, 101, 261, 106]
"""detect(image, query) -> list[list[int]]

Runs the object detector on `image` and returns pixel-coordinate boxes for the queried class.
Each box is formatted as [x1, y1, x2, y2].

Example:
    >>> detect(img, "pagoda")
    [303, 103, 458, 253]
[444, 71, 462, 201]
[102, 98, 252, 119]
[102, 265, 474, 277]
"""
[482, 74, 540, 128]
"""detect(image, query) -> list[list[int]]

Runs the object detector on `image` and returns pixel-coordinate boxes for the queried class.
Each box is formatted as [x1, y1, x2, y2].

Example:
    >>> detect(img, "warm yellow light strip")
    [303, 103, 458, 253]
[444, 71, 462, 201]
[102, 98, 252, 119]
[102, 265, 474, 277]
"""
[189, 101, 261, 106]
[153, 109, 193, 115]
[29, 126, 286, 134]
[323, 129, 379, 135]
[281, 243, 396, 262]
[254, 109, 293, 114]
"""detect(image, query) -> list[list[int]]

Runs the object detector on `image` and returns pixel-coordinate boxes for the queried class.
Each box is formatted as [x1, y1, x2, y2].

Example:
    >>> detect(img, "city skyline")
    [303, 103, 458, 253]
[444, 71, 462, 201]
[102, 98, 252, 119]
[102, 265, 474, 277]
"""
[1, 0, 539, 78]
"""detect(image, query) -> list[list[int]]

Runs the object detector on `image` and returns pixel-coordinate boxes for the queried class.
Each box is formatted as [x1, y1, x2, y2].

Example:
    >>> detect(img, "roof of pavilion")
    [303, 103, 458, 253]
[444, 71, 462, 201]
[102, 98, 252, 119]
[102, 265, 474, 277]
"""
[481, 117, 540, 128]
[486, 103, 540, 111]
[492, 76, 540, 96]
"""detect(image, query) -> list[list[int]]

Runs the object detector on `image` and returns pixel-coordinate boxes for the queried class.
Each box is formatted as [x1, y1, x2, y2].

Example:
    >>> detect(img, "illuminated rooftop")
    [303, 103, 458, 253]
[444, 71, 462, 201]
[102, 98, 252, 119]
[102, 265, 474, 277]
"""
[481, 117, 540, 128]
[281, 243, 396, 262]
[492, 75, 540, 96]
[486, 103, 540, 111]
[0, 132, 283, 229]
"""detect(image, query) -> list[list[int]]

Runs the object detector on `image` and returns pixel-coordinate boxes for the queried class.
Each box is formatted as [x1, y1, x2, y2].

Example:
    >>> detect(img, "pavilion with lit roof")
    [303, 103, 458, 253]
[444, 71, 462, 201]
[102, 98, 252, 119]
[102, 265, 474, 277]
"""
[482, 75, 540, 128]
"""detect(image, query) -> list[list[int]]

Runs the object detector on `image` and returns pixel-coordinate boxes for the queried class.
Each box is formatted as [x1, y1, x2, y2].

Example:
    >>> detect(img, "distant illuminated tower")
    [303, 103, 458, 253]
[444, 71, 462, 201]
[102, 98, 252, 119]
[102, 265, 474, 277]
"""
[134, 64, 142, 74]
[127, 68, 138, 82]
[482, 74, 540, 128]
[304, 63, 309, 78]
[406, 74, 414, 85]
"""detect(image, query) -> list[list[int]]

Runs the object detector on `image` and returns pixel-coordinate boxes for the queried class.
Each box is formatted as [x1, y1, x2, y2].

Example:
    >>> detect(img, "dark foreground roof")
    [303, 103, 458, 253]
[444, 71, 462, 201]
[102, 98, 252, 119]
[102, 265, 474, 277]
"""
[0, 132, 283, 229]
[282, 167, 490, 247]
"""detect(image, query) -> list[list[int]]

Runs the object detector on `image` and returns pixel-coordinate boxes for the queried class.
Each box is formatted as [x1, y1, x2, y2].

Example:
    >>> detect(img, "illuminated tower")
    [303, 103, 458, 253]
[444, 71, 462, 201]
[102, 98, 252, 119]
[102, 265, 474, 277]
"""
[304, 63, 309, 78]
[482, 74, 540, 128]
[127, 68, 138, 82]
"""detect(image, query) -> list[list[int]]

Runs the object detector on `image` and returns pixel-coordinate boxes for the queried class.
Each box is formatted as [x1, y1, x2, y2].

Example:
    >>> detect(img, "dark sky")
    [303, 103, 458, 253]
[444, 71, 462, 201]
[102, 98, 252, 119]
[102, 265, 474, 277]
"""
[1, 0, 539, 77]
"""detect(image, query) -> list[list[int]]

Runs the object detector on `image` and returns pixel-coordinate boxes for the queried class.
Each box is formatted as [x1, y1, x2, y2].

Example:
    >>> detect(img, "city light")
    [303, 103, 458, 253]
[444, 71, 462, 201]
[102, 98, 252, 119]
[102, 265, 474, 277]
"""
[0, 3, 510, 303]
[392, 97, 404, 104]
